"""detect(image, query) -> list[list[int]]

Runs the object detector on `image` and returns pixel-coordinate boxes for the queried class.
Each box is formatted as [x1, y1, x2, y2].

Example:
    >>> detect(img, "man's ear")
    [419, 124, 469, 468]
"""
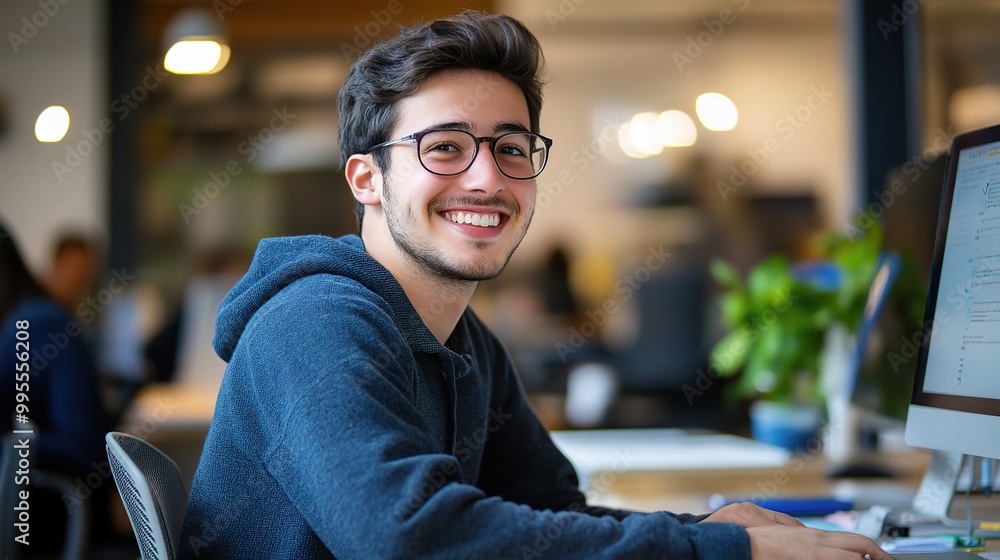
[345, 153, 382, 206]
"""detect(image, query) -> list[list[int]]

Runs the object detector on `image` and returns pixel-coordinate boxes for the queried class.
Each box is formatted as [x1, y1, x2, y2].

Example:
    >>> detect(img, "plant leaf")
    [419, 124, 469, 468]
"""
[710, 258, 743, 289]
[710, 329, 752, 375]
[719, 290, 749, 327]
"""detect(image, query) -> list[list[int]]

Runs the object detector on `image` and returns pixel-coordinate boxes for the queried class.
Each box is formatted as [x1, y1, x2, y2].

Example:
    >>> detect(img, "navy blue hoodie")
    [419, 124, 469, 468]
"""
[179, 234, 750, 559]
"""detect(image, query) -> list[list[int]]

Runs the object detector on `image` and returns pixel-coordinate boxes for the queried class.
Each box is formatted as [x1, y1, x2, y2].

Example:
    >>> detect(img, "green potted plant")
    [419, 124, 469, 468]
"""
[709, 214, 883, 450]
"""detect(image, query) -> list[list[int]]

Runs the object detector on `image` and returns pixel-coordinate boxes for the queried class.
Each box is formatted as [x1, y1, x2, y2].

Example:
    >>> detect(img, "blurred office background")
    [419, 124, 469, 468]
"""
[3, 0, 1000, 441]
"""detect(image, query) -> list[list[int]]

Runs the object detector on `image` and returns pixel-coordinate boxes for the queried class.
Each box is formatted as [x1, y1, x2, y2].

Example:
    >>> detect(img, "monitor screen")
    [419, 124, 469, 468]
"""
[905, 124, 1000, 462]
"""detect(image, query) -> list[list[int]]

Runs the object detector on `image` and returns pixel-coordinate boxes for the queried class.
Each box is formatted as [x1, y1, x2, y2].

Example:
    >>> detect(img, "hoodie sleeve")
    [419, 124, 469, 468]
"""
[474, 340, 711, 525]
[250, 280, 750, 559]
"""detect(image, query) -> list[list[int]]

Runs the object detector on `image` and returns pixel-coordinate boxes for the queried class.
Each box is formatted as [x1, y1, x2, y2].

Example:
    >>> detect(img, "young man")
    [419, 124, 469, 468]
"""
[44, 233, 100, 313]
[180, 12, 890, 559]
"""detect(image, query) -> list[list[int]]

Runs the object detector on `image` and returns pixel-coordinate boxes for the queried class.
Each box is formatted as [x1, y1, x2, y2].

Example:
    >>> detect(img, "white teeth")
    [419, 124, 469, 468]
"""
[446, 211, 500, 227]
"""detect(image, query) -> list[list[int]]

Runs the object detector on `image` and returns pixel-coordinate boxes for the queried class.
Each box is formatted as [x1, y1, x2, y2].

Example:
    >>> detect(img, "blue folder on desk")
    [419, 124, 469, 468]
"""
[725, 496, 854, 517]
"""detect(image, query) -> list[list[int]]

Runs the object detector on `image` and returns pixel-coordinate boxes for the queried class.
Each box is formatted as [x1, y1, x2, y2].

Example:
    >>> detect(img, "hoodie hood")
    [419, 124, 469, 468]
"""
[213, 234, 440, 362]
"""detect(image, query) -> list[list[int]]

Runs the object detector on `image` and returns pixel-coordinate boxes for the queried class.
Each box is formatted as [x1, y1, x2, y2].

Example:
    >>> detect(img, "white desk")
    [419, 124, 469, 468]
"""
[550, 428, 790, 490]
[117, 383, 218, 488]
[119, 382, 217, 431]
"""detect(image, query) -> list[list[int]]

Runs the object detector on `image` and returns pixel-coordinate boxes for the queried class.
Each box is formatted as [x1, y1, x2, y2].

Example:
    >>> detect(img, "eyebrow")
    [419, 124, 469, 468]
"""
[492, 121, 530, 135]
[421, 121, 530, 135]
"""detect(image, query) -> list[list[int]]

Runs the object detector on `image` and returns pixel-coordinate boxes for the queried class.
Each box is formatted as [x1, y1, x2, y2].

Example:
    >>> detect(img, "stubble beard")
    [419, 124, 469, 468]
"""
[382, 175, 532, 283]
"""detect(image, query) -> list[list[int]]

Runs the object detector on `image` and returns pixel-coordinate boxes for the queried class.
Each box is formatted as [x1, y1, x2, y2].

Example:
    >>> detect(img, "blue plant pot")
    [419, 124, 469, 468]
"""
[750, 401, 822, 451]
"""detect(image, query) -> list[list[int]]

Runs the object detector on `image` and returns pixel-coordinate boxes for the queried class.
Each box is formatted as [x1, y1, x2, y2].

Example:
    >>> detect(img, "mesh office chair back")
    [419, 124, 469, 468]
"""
[105, 432, 188, 560]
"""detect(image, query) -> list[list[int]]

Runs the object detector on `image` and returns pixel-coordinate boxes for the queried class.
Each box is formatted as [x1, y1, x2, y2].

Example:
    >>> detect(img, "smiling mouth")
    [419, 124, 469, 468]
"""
[443, 210, 502, 228]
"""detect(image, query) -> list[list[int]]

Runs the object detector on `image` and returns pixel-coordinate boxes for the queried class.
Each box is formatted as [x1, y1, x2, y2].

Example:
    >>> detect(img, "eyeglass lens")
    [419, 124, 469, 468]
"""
[417, 130, 547, 179]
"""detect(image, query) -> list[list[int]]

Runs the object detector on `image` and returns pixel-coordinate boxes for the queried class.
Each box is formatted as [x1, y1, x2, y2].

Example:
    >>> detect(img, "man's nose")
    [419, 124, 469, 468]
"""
[459, 144, 505, 195]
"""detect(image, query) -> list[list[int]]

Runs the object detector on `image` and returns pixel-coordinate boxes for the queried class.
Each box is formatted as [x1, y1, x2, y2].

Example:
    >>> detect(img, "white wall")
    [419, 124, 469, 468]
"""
[0, 0, 107, 274]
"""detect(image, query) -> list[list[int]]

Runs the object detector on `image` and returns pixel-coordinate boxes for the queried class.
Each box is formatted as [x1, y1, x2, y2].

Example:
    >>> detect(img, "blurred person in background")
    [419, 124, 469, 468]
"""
[0, 219, 124, 556]
[44, 232, 101, 314]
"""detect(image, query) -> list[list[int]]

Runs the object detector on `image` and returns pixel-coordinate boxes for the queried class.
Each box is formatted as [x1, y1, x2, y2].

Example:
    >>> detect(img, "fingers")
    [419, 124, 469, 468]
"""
[819, 529, 888, 558]
[747, 526, 891, 560]
[819, 531, 891, 560]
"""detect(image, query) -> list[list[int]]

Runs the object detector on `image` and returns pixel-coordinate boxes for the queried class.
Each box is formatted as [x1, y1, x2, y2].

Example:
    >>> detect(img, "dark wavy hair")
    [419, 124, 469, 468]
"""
[337, 11, 545, 231]
[0, 219, 46, 320]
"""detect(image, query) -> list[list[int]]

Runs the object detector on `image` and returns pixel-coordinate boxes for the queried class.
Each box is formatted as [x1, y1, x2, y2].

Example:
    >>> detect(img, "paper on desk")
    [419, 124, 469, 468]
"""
[852, 505, 891, 540]
[881, 536, 956, 553]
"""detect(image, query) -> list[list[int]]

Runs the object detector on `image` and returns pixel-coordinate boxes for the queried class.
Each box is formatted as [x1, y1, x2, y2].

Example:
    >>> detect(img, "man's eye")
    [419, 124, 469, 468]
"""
[427, 142, 461, 153]
[497, 145, 527, 157]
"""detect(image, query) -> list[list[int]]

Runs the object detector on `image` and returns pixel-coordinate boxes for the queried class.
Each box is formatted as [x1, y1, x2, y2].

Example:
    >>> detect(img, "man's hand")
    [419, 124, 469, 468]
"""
[746, 525, 891, 559]
[700, 502, 803, 528]
[701, 502, 891, 559]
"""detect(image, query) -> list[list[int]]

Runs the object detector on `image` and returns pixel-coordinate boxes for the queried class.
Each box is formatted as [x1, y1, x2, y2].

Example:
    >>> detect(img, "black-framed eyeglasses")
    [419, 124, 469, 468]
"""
[363, 129, 553, 180]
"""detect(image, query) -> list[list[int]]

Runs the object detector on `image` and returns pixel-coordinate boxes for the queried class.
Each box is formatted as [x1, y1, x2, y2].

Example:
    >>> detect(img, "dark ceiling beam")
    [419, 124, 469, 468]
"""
[140, 0, 494, 52]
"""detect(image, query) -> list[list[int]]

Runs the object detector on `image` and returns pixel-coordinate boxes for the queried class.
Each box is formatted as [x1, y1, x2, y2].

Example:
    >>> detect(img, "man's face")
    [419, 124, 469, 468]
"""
[50, 245, 97, 306]
[375, 69, 537, 282]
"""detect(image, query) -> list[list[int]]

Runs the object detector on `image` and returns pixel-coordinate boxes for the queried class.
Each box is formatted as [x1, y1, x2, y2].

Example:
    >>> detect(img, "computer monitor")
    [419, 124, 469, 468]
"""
[904, 123, 1000, 463]
[900, 126, 1000, 529]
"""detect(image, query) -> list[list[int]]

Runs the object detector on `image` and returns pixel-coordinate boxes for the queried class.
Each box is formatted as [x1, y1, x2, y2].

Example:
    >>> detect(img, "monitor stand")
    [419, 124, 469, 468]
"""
[910, 450, 964, 522]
